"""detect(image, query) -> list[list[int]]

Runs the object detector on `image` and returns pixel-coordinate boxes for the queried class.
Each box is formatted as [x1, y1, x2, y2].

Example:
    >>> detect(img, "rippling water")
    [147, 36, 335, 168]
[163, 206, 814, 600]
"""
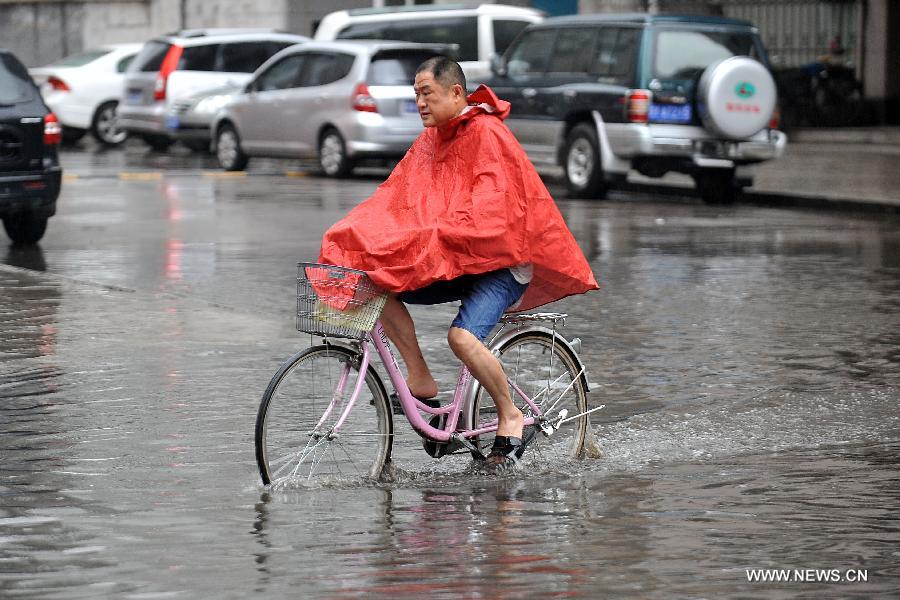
[1, 171, 898, 598]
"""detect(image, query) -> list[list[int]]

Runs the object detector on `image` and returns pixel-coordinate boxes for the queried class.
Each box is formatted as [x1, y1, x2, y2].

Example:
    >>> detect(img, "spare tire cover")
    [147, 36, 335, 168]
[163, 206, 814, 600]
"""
[697, 56, 776, 139]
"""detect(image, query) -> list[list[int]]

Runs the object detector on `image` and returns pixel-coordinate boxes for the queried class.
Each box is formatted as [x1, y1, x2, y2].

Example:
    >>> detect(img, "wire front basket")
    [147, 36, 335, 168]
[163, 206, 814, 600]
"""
[296, 262, 387, 340]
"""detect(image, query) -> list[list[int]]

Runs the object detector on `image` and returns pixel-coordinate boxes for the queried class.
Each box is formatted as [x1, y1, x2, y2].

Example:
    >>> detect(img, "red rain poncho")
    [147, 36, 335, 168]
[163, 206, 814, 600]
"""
[318, 85, 598, 312]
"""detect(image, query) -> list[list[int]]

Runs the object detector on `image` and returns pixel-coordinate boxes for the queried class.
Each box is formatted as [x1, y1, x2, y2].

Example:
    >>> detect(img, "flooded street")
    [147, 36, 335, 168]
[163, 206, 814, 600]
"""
[2, 147, 899, 598]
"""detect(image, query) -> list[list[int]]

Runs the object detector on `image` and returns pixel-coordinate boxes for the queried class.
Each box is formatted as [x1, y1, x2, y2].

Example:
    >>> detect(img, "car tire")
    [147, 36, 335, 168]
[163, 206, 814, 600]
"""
[564, 123, 606, 199]
[141, 134, 174, 152]
[693, 171, 740, 205]
[318, 128, 353, 177]
[91, 101, 127, 146]
[216, 124, 249, 171]
[697, 57, 777, 139]
[61, 127, 86, 145]
[3, 213, 48, 245]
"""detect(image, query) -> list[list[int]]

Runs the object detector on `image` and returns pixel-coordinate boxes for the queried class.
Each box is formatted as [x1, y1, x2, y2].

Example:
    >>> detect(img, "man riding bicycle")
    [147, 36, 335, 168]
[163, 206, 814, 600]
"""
[319, 57, 597, 467]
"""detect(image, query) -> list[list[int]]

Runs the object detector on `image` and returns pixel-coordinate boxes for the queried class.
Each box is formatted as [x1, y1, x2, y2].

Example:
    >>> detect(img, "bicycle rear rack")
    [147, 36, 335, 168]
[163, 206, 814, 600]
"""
[500, 312, 567, 326]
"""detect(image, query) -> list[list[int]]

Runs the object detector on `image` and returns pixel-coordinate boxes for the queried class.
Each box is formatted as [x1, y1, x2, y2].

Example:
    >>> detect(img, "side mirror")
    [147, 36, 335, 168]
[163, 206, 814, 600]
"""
[490, 53, 507, 78]
[244, 81, 256, 94]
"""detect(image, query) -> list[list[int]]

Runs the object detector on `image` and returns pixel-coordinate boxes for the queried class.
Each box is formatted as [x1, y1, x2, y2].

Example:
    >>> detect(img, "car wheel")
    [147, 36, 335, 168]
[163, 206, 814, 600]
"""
[318, 128, 353, 177]
[3, 213, 48, 245]
[141, 134, 174, 152]
[564, 123, 606, 199]
[693, 171, 739, 205]
[216, 124, 249, 171]
[91, 101, 127, 146]
[61, 127, 86, 145]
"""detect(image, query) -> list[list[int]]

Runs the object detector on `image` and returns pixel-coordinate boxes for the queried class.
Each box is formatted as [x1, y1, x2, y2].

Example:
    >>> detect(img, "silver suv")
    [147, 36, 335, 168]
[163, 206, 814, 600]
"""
[118, 29, 308, 151]
[487, 14, 787, 203]
[212, 40, 453, 176]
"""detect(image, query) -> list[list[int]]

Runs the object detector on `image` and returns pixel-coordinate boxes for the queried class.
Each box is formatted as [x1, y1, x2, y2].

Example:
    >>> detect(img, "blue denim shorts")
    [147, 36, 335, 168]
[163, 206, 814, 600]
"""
[398, 269, 528, 341]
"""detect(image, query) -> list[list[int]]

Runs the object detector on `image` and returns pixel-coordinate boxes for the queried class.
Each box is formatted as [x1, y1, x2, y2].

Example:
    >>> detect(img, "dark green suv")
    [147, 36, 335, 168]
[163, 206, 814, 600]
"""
[0, 49, 62, 244]
[487, 14, 786, 203]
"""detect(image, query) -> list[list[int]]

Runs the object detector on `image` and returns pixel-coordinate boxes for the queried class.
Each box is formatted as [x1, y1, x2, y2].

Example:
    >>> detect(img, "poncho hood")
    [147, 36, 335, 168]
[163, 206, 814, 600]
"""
[318, 85, 598, 312]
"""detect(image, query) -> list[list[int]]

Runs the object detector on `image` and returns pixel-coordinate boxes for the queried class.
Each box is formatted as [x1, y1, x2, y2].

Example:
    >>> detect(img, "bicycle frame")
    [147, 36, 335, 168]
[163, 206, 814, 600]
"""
[325, 319, 545, 446]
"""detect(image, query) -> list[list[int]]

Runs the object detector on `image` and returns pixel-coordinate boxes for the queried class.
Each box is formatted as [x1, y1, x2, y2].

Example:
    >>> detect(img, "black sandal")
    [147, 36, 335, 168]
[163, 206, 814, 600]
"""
[485, 429, 536, 467]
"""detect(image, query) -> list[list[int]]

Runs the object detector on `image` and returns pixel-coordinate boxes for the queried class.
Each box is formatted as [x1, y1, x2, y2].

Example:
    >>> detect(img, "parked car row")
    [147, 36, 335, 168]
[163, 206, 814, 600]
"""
[15, 3, 786, 239]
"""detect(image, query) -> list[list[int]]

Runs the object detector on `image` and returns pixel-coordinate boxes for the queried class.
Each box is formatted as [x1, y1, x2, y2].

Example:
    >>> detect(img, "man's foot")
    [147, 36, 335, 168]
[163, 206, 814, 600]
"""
[406, 375, 438, 401]
[495, 406, 524, 439]
[483, 430, 535, 469]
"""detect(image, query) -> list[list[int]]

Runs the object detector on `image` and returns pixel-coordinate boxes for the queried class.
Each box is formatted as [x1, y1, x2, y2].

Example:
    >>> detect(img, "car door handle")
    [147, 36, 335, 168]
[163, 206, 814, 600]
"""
[522, 88, 537, 99]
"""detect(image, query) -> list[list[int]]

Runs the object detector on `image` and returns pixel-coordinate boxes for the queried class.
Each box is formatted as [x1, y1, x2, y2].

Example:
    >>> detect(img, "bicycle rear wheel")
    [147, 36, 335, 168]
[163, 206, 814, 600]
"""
[471, 331, 588, 461]
[255, 344, 392, 486]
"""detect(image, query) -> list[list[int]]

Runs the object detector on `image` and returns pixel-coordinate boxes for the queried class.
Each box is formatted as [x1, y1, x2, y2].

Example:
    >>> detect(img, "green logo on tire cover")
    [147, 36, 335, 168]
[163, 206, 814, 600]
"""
[735, 82, 756, 98]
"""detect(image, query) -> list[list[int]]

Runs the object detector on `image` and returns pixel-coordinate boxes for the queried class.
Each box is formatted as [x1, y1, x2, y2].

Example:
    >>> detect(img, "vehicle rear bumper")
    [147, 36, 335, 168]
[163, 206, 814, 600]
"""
[45, 95, 93, 130]
[0, 165, 62, 217]
[118, 103, 169, 136]
[607, 123, 787, 166]
[344, 114, 421, 157]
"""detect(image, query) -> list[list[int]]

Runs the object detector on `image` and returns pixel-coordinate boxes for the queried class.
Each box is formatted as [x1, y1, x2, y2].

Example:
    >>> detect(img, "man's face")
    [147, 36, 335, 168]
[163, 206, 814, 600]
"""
[414, 71, 464, 128]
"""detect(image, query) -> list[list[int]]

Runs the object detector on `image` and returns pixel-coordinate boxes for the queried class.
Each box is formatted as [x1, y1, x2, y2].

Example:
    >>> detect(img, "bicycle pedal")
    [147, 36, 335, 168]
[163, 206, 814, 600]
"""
[389, 393, 404, 415]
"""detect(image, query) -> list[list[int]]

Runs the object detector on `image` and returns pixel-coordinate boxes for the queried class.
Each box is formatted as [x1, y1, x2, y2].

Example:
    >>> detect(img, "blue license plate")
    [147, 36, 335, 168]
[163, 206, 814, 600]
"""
[127, 89, 143, 104]
[165, 116, 180, 130]
[403, 99, 417, 113]
[649, 103, 692, 123]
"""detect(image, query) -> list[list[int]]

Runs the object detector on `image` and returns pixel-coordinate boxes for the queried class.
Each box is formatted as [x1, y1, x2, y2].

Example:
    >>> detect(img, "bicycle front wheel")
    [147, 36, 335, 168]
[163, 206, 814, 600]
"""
[471, 331, 588, 461]
[255, 344, 392, 486]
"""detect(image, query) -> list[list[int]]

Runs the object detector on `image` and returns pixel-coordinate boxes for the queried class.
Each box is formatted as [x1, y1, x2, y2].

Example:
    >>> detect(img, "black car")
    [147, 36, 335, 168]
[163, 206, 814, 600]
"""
[487, 14, 786, 203]
[0, 48, 62, 244]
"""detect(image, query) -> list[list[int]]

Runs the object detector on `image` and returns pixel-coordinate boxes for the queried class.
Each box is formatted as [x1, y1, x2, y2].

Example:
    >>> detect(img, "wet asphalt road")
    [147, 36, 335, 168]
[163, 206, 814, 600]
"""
[1, 144, 899, 598]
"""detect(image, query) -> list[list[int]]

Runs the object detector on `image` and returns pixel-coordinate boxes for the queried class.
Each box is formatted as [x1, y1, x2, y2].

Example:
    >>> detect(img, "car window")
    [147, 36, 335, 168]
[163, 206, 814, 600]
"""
[593, 27, 640, 85]
[368, 50, 442, 86]
[50, 49, 111, 67]
[506, 29, 557, 77]
[220, 42, 290, 73]
[178, 44, 219, 71]
[492, 20, 531, 56]
[548, 28, 597, 75]
[116, 54, 136, 73]
[255, 54, 305, 91]
[131, 41, 171, 72]
[338, 17, 478, 62]
[652, 29, 758, 80]
[0, 53, 37, 105]
[296, 52, 355, 87]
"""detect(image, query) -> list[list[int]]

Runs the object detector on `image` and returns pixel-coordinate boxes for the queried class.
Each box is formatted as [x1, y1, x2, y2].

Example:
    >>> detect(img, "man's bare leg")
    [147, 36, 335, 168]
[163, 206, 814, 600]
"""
[380, 295, 438, 399]
[447, 326, 523, 438]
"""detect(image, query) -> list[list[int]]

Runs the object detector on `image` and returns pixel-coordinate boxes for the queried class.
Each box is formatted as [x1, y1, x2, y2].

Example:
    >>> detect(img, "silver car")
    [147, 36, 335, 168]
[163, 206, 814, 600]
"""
[118, 29, 308, 151]
[212, 40, 454, 176]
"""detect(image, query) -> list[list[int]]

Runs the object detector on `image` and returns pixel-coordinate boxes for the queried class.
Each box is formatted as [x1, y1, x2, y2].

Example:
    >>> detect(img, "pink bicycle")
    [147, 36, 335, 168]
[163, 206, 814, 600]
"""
[254, 263, 602, 486]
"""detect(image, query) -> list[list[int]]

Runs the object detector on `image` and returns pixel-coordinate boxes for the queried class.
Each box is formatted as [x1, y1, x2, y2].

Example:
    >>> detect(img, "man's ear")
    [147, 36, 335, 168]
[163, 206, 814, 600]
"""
[452, 83, 465, 100]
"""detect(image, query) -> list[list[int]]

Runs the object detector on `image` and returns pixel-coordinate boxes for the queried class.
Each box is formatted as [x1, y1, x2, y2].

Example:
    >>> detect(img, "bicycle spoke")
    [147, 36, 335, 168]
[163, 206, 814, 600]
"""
[256, 346, 392, 486]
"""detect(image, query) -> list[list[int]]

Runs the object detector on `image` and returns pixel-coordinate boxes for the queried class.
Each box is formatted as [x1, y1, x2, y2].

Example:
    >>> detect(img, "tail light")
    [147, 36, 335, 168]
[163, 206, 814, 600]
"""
[768, 103, 781, 129]
[44, 113, 62, 145]
[47, 76, 70, 92]
[352, 82, 378, 113]
[627, 89, 651, 123]
[154, 45, 183, 101]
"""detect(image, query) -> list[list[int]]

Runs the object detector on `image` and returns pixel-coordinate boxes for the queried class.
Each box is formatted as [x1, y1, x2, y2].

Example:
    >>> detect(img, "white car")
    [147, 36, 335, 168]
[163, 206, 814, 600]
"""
[314, 4, 543, 83]
[30, 44, 142, 146]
